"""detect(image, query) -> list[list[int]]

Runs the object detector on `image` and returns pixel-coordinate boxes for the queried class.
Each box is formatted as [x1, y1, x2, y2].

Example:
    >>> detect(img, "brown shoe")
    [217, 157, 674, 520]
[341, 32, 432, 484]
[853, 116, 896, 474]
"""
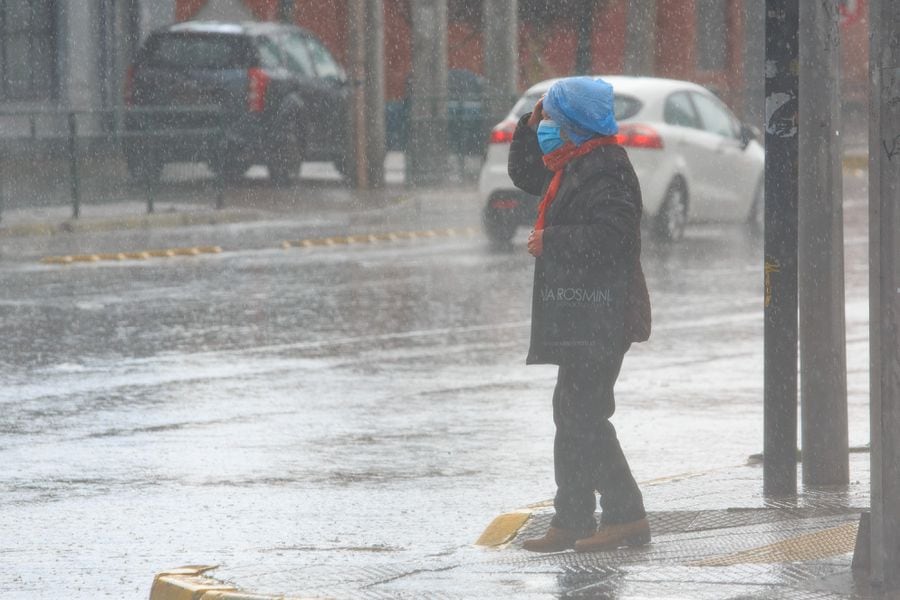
[573, 517, 651, 553]
[521, 526, 593, 553]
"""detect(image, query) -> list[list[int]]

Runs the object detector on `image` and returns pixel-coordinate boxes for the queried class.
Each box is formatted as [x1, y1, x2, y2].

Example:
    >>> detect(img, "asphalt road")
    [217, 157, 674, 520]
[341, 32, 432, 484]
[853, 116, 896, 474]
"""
[0, 171, 871, 598]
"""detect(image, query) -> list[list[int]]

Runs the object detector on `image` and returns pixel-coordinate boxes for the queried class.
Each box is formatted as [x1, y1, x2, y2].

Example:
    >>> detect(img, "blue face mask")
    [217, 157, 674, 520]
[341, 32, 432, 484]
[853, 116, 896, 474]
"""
[537, 119, 565, 154]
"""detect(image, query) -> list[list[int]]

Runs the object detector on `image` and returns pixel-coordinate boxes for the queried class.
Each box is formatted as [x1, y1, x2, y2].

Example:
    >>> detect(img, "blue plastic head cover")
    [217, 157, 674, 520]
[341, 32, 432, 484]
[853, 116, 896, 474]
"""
[542, 76, 619, 145]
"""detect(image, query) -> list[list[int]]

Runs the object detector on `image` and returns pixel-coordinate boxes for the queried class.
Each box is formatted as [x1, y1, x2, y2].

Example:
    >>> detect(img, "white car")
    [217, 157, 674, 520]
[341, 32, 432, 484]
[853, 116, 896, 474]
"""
[478, 76, 765, 243]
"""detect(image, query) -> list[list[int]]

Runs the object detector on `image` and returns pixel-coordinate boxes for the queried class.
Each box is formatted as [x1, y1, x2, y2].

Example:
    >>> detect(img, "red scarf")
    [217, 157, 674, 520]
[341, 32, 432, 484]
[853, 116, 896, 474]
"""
[534, 137, 619, 231]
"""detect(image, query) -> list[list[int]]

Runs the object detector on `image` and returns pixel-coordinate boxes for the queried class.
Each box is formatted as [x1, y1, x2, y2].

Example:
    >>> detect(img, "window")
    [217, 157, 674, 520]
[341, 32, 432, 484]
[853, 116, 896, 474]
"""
[257, 38, 283, 70]
[303, 37, 344, 81]
[1, 0, 57, 101]
[691, 92, 739, 139]
[280, 33, 314, 78]
[664, 92, 701, 129]
[695, 0, 728, 71]
[144, 33, 255, 70]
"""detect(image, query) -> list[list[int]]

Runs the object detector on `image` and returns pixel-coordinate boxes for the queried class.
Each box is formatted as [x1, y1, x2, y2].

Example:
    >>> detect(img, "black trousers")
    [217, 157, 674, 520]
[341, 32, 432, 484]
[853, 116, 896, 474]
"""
[550, 348, 646, 532]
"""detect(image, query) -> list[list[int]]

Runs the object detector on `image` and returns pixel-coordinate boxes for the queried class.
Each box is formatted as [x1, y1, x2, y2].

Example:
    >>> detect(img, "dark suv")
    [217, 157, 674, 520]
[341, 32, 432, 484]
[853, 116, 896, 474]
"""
[124, 21, 349, 184]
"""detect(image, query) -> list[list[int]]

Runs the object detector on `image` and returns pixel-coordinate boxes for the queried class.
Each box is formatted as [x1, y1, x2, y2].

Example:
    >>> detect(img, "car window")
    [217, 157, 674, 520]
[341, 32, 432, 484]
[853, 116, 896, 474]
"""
[691, 92, 739, 139]
[511, 93, 543, 119]
[257, 37, 283, 70]
[303, 37, 344, 81]
[142, 33, 254, 70]
[614, 95, 641, 120]
[664, 92, 701, 129]
[280, 33, 315, 77]
[511, 92, 642, 121]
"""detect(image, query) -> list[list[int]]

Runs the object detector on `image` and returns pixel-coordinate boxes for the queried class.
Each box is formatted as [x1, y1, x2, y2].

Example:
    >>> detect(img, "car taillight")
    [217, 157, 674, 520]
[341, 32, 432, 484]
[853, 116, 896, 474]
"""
[488, 120, 516, 144]
[248, 68, 270, 113]
[491, 198, 520, 210]
[124, 65, 135, 107]
[615, 124, 664, 149]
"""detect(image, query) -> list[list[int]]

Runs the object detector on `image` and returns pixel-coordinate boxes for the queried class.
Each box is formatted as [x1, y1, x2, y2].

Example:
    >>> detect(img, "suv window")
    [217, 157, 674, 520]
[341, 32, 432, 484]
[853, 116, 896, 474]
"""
[257, 37, 283, 70]
[304, 37, 343, 80]
[281, 33, 315, 78]
[691, 92, 739, 139]
[143, 33, 254, 70]
[664, 92, 701, 128]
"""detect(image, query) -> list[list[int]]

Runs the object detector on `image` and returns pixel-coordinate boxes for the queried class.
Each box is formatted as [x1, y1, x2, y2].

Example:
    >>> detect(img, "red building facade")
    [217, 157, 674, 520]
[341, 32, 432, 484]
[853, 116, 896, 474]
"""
[174, 0, 869, 118]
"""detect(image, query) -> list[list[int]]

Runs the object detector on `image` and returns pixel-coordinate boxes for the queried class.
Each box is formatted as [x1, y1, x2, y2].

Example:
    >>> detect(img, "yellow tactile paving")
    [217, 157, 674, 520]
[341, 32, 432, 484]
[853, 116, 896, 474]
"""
[475, 511, 533, 547]
[691, 522, 858, 566]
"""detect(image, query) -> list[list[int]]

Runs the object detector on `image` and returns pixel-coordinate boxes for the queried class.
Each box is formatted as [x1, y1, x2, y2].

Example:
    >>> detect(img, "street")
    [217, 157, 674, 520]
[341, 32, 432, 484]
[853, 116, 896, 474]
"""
[0, 170, 871, 598]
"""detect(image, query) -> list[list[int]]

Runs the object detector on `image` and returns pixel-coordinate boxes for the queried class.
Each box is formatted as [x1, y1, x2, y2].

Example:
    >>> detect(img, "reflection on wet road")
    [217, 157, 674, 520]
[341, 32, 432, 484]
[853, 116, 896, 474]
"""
[0, 173, 870, 597]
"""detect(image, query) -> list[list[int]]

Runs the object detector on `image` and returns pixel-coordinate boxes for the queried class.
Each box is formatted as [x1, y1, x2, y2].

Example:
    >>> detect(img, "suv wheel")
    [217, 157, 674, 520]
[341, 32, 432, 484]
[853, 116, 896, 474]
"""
[126, 154, 163, 185]
[268, 128, 302, 186]
[209, 157, 250, 183]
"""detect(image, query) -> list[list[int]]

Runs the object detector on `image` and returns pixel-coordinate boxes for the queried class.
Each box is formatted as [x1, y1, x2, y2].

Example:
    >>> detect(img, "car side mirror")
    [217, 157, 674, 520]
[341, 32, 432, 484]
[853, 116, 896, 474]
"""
[740, 124, 761, 149]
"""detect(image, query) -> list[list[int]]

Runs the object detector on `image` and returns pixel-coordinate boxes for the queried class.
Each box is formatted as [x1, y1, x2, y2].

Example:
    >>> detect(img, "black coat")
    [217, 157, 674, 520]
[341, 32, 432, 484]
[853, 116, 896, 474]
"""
[509, 113, 650, 365]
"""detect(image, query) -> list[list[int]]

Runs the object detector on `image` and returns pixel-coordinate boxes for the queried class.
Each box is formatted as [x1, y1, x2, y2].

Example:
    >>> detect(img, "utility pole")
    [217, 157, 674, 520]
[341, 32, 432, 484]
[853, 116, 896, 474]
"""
[408, 0, 448, 185]
[798, 0, 848, 485]
[482, 0, 518, 129]
[624, 0, 657, 76]
[347, 0, 386, 189]
[763, 0, 799, 496]
[868, 0, 900, 589]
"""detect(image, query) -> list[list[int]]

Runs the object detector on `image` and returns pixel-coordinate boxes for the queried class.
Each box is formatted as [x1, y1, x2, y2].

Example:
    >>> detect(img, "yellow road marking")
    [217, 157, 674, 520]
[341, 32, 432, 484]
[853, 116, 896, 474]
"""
[41, 246, 222, 265]
[283, 226, 481, 250]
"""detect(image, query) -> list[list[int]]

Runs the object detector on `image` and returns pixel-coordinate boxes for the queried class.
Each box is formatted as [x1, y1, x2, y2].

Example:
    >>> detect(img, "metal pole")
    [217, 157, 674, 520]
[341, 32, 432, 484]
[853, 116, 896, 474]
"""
[798, 0, 848, 486]
[763, 0, 799, 496]
[364, 0, 386, 188]
[347, 0, 369, 190]
[277, 0, 294, 23]
[483, 0, 519, 128]
[67, 112, 81, 220]
[408, 0, 448, 185]
[624, 0, 657, 76]
[868, 0, 900, 588]
[742, 0, 765, 130]
[0, 142, 4, 224]
[573, 0, 593, 75]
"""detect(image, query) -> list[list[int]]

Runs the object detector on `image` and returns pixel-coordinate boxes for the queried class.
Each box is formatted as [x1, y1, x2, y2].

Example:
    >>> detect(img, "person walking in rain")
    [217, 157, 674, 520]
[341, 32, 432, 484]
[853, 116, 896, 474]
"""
[508, 76, 652, 553]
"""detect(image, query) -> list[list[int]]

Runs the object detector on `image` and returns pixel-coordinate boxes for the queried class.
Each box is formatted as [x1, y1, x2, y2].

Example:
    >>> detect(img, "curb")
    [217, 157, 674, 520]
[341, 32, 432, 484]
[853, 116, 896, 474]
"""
[282, 227, 478, 249]
[0, 209, 260, 238]
[149, 565, 319, 600]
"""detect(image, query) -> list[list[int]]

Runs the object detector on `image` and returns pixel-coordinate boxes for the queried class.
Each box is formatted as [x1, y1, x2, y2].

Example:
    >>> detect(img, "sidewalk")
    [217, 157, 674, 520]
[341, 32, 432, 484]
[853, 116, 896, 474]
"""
[0, 152, 489, 238]
[151, 452, 875, 599]
[0, 143, 869, 240]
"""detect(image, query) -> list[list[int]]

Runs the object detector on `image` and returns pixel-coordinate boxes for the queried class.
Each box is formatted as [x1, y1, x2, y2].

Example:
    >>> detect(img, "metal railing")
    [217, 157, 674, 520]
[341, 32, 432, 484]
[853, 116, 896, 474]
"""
[0, 105, 227, 223]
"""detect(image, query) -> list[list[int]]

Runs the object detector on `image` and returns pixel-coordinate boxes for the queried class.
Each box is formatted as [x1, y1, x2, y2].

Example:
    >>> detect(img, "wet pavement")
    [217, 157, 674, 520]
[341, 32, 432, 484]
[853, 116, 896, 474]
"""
[0, 166, 874, 598]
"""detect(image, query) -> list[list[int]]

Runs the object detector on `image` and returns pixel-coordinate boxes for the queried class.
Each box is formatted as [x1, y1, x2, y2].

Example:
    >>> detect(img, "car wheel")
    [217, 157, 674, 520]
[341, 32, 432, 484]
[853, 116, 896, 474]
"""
[268, 128, 302, 186]
[653, 179, 688, 242]
[126, 153, 163, 185]
[748, 179, 764, 235]
[483, 205, 517, 244]
[209, 157, 250, 183]
[333, 154, 353, 182]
